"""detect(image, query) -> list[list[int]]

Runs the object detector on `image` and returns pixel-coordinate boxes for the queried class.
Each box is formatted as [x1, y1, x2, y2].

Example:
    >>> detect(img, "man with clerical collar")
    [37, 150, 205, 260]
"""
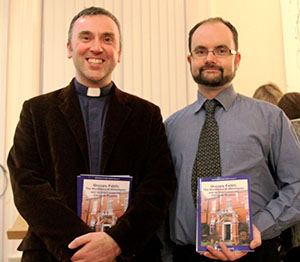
[8, 6, 176, 262]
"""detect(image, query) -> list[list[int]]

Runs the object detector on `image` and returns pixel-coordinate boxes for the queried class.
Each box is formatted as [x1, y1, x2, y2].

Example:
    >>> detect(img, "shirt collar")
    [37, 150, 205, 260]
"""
[74, 78, 113, 97]
[193, 85, 237, 113]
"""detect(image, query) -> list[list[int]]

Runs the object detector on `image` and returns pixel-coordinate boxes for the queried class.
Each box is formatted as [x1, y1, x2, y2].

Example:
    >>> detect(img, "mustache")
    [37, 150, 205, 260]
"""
[200, 65, 223, 72]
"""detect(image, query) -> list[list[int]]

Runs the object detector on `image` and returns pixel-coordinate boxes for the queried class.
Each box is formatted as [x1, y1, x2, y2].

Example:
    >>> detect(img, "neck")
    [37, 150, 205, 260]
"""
[75, 77, 112, 89]
[198, 83, 231, 99]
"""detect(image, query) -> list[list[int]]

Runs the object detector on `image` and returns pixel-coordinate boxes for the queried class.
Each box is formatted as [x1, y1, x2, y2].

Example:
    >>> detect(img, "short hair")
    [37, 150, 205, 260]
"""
[188, 17, 239, 53]
[253, 82, 283, 105]
[278, 92, 300, 120]
[68, 6, 122, 49]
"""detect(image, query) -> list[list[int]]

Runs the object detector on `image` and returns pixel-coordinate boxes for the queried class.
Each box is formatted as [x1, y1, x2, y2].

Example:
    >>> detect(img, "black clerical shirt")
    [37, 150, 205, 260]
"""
[74, 79, 112, 174]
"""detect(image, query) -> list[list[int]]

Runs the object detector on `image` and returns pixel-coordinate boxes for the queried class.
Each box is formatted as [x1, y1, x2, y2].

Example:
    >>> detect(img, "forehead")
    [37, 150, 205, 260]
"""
[191, 22, 235, 49]
[72, 14, 120, 38]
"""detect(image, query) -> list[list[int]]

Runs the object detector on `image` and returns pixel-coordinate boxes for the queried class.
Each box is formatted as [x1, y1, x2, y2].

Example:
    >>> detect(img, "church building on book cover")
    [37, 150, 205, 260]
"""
[81, 192, 129, 232]
[200, 189, 250, 246]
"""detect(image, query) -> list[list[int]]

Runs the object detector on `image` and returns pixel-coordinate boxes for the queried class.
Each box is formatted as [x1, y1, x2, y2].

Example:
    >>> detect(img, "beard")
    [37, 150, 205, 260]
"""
[192, 64, 236, 87]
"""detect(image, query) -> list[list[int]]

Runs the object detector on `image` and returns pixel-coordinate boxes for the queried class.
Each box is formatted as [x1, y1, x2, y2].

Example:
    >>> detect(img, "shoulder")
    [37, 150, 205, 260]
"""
[24, 82, 73, 105]
[235, 93, 283, 116]
[233, 94, 289, 131]
[21, 83, 75, 117]
[165, 101, 198, 128]
[112, 85, 161, 114]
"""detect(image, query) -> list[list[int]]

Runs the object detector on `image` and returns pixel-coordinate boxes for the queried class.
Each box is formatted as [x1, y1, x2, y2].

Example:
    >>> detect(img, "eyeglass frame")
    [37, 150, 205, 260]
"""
[190, 45, 237, 58]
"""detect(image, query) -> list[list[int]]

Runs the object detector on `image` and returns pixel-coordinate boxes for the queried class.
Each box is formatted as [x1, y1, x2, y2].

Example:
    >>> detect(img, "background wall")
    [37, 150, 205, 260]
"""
[211, 0, 287, 97]
[0, 0, 9, 259]
[0, 0, 297, 261]
[281, 0, 300, 92]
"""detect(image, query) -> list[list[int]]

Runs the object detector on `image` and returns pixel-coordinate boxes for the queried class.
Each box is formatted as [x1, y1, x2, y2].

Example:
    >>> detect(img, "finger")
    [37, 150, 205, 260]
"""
[206, 243, 248, 261]
[68, 234, 90, 249]
[205, 245, 228, 260]
[250, 225, 262, 249]
[219, 242, 249, 260]
[70, 245, 88, 261]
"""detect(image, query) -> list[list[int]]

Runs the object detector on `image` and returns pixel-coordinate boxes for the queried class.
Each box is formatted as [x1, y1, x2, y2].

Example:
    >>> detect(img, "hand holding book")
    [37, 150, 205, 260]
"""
[199, 225, 261, 261]
[197, 175, 255, 252]
[69, 231, 122, 261]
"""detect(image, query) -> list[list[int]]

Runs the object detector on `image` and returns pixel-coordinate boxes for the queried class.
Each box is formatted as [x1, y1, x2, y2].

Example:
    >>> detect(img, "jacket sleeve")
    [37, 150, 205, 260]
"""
[7, 100, 93, 261]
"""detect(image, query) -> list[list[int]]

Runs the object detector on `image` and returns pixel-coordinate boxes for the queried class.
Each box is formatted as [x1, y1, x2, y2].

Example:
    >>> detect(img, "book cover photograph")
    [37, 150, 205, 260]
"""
[197, 175, 253, 252]
[77, 175, 132, 232]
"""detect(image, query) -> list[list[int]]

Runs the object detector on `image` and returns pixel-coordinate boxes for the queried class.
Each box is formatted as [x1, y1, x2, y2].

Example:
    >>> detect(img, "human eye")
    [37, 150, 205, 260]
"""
[194, 48, 207, 56]
[79, 32, 92, 42]
[104, 37, 112, 43]
[102, 34, 115, 44]
[215, 46, 229, 56]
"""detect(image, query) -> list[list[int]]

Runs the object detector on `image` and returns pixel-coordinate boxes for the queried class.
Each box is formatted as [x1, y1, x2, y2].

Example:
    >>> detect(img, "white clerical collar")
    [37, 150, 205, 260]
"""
[74, 79, 113, 97]
[87, 87, 101, 97]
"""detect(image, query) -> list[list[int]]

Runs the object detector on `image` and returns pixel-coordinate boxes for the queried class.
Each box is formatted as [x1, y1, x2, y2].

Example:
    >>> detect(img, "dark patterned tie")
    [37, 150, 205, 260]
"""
[191, 99, 221, 206]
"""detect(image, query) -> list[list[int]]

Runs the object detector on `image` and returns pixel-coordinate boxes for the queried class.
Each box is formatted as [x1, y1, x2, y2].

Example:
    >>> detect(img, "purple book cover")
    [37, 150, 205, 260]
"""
[77, 174, 132, 232]
[197, 175, 253, 252]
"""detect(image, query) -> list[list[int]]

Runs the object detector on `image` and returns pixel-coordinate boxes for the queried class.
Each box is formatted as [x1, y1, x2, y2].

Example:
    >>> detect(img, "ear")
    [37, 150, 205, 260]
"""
[235, 52, 241, 70]
[117, 48, 122, 63]
[187, 54, 192, 64]
[67, 42, 72, 59]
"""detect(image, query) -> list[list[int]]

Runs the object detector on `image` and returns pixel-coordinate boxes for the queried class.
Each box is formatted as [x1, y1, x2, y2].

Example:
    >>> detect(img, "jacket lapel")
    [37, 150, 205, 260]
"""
[100, 85, 131, 173]
[57, 81, 89, 171]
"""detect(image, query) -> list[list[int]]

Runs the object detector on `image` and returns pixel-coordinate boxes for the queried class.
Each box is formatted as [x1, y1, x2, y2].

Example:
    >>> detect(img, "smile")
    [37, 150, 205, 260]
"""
[87, 58, 104, 64]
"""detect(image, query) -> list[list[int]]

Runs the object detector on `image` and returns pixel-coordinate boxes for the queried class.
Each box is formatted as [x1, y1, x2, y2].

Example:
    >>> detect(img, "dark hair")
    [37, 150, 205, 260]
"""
[188, 17, 238, 53]
[278, 92, 300, 120]
[68, 6, 122, 49]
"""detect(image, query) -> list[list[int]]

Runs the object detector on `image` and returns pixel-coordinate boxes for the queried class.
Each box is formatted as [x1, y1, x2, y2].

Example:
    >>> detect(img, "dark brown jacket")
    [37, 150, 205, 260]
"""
[7, 79, 176, 261]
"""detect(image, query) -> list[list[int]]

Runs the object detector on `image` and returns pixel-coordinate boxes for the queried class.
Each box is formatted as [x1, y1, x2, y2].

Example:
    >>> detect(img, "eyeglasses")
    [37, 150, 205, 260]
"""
[191, 46, 237, 58]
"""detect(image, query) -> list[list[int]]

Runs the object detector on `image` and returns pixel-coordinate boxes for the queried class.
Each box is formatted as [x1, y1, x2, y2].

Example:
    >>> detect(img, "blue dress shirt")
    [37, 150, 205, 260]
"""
[75, 79, 112, 174]
[165, 85, 300, 244]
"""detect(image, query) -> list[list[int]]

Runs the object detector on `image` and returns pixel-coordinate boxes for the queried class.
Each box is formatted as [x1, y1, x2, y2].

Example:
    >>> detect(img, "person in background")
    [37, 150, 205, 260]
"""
[163, 17, 300, 262]
[252, 82, 283, 105]
[7, 6, 176, 262]
[277, 92, 300, 261]
[278, 92, 300, 121]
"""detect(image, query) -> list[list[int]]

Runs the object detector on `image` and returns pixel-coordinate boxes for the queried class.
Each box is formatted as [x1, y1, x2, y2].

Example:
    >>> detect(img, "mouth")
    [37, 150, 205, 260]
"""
[87, 58, 104, 64]
[201, 66, 222, 74]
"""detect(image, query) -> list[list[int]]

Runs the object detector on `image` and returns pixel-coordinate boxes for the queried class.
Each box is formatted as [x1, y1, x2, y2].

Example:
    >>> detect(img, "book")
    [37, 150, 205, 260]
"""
[196, 175, 253, 252]
[77, 174, 132, 232]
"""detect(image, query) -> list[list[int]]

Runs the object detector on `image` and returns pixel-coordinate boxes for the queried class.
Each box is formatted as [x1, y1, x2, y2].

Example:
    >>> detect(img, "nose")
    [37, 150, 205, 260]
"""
[205, 51, 217, 62]
[90, 39, 103, 53]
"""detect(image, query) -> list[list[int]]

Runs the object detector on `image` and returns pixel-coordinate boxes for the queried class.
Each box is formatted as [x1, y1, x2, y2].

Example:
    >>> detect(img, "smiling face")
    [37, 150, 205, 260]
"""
[67, 14, 121, 88]
[188, 22, 241, 98]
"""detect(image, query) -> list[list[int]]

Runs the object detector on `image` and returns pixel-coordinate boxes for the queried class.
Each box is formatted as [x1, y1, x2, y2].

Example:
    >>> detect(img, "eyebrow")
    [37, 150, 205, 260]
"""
[78, 30, 92, 36]
[194, 44, 229, 50]
[77, 31, 116, 39]
[102, 32, 116, 38]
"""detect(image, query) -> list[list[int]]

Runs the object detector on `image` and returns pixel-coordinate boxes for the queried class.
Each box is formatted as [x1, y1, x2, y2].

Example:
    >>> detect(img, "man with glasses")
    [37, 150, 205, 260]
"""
[162, 17, 300, 261]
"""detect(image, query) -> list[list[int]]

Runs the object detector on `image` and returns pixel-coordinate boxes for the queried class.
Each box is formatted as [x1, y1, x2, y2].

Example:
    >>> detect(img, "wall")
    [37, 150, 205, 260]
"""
[1, 0, 294, 261]
[211, 0, 287, 97]
[0, 0, 9, 259]
[41, 0, 196, 119]
[2, 0, 42, 261]
[280, 0, 300, 92]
